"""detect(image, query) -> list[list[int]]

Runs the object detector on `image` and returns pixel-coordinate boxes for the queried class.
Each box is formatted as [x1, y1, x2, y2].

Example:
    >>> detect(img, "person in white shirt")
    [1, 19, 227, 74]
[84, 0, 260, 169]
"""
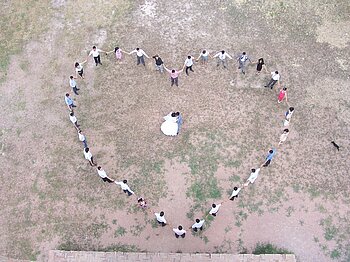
[237, 52, 251, 74]
[115, 180, 135, 196]
[154, 211, 167, 226]
[78, 130, 87, 148]
[265, 71, 280, 89]
[69, 112, 80, 131]
[97, 166, 114, 183]
[229, 186, 241, 201]
[128, 48, 150, 66]
[209, 203, 222, 216]
[213, 50, 233, 68]
[279, 129, 289, 145]
[191, 219, 205, 232]
[74, 60, 87, 79]
[84, 147, 96, 166]
[69, 76, 79, 95]
[88, 46, 107, 66]
[173, 225, 186, 238]
[244, 168, 261, 186]
[184, 55, 194, 75]
[196, 50, 209, 64]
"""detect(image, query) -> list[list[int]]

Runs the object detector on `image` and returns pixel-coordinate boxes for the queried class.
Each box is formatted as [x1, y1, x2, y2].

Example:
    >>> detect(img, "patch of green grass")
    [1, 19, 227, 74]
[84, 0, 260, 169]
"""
[87, 222, 109, 238]
[114, 226, 127, 237]
[320, 216, 338, 241]
[253, 243, 293, 254]
[229, 174, 242, 183]
[330, 249, 341, 259]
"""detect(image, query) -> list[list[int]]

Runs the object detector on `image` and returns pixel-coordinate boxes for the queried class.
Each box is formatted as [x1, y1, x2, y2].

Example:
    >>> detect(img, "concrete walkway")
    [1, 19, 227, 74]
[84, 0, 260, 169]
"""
[48, 251, 296, 262]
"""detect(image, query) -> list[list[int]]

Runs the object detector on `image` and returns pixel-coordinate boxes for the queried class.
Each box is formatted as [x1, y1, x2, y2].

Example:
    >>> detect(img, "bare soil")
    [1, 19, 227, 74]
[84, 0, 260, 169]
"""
[0, 1, 350, 262]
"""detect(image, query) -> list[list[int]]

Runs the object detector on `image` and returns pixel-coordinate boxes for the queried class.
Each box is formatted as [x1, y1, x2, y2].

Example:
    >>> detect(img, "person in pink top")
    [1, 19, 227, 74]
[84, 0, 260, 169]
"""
[278, 87, 288, 103]
[106, 47, 125, 61]
[164, 64, 184, 87]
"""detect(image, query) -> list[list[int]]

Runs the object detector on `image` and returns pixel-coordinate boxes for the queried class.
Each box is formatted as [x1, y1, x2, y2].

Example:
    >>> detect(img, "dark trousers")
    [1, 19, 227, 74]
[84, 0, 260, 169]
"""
[123, 189, 133, 196]
[263, 159, 271, 167]
[89, 157, 95, 166]
[193, 227, 203, 232]
[171, 77, 178, 87]
[102, 177, 114, 183]
[78, 69, 84, 77]
[230, 196, 238, 201]
[93, 55, 101, 65]
[175, 233, 185, 238]
[266, 79, 277, 89]
[185, 65, 194, 75]
[157, 221, 166, 227]
[137, 55, 145, 65]
[72, 86, 79, 95]
[82, 139, 88, 148]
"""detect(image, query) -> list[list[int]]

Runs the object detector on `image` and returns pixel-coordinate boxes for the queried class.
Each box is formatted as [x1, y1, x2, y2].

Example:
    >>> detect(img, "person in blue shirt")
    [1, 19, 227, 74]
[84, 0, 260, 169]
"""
[64, 93, 76, 111]
[175, 112, 183, 135]
[262, 148, 276, 167]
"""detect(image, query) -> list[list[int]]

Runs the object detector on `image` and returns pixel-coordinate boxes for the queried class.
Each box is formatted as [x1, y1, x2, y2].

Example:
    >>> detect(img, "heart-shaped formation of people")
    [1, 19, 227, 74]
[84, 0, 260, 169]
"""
[64, 46, 295, 239]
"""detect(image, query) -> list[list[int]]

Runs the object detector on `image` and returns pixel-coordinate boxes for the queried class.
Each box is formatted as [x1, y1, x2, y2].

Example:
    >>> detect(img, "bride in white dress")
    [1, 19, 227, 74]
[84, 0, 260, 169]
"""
[161, 112, 178, 136]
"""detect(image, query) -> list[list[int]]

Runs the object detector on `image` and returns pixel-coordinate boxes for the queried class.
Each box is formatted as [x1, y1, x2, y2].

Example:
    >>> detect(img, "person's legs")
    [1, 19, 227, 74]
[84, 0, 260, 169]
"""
[171, 77, 175, 87]
[199, 226, 203, 231]
[270, 80, 277, 89]
[181, 233, 185, 238]
[190, 65, 194, 72]
[265, 78, 274, 88]
[127, 190, 133, 196]
[193, 228, 198, 232]
[94, 56, 99, 66]
[73, 86, 79, 95]
[216, 59, 220, 67]
[212, 213, 216, 217]
[155, 64, 160, 71]
[78, 70, 84, 79]
[140, 55, 145, 66]
[83, 139, 88, 148]
[175, 233, 179, 238]
[161, 222, 166, 227]
[97, 55, 102, 65]
[137, 56, 141, 65]
[160, 64, 164, 73]
[185, 66, 189, 75]
[223, 59, 227, 68]
[91, 156, 95, 166]
[174, 77, 178, 86]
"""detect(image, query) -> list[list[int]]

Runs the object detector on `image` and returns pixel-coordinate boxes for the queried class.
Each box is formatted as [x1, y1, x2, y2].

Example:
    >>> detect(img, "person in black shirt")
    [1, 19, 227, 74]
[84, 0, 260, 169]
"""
[153, 55, 164, 73]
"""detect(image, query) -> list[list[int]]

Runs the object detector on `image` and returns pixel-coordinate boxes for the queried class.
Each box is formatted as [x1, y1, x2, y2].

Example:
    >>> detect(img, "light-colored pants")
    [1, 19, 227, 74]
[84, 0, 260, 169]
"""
[217, 59, 228, 68]
[155, 64, 164, 73]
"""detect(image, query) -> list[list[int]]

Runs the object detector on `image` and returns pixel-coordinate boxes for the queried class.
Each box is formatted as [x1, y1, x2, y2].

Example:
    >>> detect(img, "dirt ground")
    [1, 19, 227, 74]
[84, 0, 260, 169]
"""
[0, 0, 350, 261]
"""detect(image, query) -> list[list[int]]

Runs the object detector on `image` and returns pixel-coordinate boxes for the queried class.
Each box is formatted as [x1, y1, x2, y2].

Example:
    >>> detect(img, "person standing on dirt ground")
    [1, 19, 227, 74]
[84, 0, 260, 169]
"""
[278, 87, 288, 103]
[84, 147, 96, 166]
[69, 76, 79, 95]
[213, 50, 233, 69]
[152, 55, 164, 73]
[254, 58, 268, 74]
[237, 52, 251, 74]
[137, 197, 147, 208]
[209, 203, 222, 216]
[173, 225, 186, 238]
[154, 211, 167, 226]
[229, 186, 241, 201]
[264, 71, 280, 89]
[163, 65, 184, 87]
[65, 93, 76, 111]
[128, 48, 150, 66]
[88, 46, 107, 66]
[97, 166, 114, 183]
[106, 47, 125, 61]
[191, 219, 205, 232]
[278, 129, 290, 145]
[175, 112, 183, 134]
[69, 112, 80, 131]
[78, 130, 88, 148]
[285, 107, 294, 121]
[115, 180, 135, 196]
[75, 60, 87, 79]
[184, 55, 195, 76]
[196, 50, 209, 65]
[244, 168, 261, 186]
[261, 148, 276, 167]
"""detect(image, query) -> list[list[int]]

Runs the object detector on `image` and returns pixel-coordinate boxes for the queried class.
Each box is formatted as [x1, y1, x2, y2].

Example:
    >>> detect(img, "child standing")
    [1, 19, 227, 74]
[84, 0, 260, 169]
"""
[278, 87, 288, 103]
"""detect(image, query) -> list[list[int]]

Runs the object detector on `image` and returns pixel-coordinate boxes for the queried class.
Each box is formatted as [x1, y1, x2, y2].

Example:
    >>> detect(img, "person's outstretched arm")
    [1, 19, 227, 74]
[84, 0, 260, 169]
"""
[128, 49, 136, 55]
[142, 50, 150, 58]
[226, 53, 233, 59]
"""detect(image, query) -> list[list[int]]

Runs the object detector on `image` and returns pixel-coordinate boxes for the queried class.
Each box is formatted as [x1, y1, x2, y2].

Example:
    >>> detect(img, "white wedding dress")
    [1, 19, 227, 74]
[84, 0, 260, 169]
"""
[161, 112, 178, 136]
